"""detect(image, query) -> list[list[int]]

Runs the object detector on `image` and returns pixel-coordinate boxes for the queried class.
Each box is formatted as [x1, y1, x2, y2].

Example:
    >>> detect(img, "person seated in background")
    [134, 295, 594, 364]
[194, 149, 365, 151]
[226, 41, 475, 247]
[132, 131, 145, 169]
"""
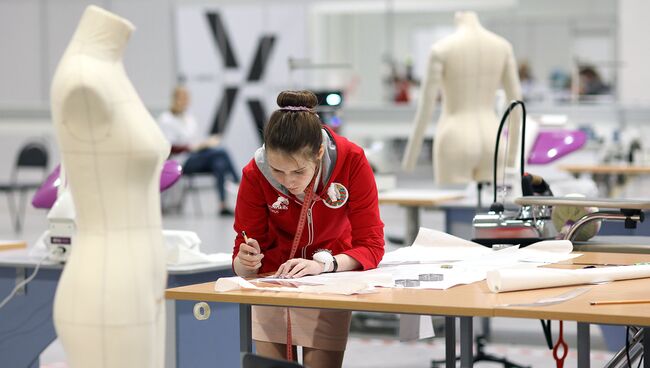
[158, 85, 240, 216]
[578, 65, 610, 96]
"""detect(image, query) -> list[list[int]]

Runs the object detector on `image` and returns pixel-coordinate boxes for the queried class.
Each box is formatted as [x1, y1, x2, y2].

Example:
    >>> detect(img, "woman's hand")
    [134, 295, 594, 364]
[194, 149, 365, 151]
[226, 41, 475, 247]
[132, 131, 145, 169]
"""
[234, 237, 264, 276]
[274, 258, 324, 278]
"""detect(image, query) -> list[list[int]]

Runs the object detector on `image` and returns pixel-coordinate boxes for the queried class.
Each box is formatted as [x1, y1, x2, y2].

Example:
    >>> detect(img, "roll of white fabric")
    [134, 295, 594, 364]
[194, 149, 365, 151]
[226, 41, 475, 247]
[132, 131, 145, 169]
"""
[487, 265, 650, 293]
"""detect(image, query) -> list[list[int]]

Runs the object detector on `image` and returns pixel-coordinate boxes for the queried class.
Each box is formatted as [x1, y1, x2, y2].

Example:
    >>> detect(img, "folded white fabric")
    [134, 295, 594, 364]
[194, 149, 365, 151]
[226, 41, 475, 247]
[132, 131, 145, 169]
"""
[164, 229, 231, 266]
[487, 264, 650, 292]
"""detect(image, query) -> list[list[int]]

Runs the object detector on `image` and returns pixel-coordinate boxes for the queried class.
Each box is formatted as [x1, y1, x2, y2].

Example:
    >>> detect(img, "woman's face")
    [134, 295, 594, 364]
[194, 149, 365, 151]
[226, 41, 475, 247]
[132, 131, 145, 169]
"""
[267, 147, 323, 195]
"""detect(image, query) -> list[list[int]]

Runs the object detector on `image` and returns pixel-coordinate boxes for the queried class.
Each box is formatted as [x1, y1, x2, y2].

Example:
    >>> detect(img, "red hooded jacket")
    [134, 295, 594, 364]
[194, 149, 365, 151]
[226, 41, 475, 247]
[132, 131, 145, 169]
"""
[232, 127, 384, 274]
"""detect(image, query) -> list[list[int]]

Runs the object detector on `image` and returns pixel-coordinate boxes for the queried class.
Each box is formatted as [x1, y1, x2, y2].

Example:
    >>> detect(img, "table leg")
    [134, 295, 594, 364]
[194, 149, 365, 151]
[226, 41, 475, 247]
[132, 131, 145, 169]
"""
[577, 322, 590, 368]
[240, 304, 252, 363]
[445, 316, 456, 368]
[404, 206, 420, 246]
[642, 327, 650, 368]
[460, 316, 473, 368]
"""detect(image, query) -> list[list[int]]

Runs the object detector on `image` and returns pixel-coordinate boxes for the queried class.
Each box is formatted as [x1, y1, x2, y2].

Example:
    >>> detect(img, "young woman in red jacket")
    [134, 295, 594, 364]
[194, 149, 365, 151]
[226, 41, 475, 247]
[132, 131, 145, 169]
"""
[232, 90, 384, 367]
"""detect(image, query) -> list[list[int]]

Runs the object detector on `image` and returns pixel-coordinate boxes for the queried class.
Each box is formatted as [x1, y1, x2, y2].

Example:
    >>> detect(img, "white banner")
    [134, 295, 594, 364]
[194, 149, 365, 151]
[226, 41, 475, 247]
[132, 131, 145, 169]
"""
[174, 3, 308, 169]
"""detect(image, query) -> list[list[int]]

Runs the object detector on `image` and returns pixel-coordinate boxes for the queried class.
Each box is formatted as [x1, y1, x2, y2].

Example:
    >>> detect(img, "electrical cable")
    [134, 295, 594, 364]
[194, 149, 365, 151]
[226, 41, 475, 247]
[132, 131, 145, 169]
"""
[0, 254, 49, 310]
[627, 326, 632, 368]
[540, 319, 554, 349]
[491, 100, 527, 206]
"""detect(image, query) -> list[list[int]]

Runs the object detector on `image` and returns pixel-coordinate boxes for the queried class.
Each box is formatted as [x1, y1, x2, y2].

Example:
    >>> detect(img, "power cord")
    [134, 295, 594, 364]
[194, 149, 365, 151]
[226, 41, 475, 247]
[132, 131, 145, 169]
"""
[491, 100, 526, 208]
[0, 254, 49, 309]
[626, 326, 632, 368]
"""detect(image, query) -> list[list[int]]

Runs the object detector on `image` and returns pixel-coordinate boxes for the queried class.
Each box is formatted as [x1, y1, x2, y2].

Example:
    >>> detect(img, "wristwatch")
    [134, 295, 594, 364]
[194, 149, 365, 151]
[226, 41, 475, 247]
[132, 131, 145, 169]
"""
[313, 250, 337, 273]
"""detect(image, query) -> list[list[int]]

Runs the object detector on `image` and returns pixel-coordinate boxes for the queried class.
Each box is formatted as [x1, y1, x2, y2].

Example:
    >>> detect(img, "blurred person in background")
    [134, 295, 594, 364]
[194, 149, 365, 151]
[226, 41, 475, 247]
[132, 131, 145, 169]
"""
[578, 65, 610, 96]
[158, 85, 240, 216]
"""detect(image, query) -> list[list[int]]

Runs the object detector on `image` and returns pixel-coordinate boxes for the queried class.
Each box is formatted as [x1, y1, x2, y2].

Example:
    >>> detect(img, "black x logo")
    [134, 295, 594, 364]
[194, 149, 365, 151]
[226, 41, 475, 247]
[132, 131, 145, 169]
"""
[206, 12, 276, 141]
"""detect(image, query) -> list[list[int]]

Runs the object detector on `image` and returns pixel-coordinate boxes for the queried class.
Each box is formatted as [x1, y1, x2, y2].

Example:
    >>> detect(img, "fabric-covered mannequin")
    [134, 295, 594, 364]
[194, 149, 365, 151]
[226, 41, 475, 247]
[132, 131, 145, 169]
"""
[402, 11, 522, 185]
[50, 5, 168, 367]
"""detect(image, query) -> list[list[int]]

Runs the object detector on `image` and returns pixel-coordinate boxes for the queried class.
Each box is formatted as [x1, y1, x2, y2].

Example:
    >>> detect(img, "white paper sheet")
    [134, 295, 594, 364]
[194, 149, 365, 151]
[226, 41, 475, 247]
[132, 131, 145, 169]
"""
[260, 271, 395, 288]
[214, 276, 377, 295]
[379, 229, 576, 266]
[399, 315, 435, 341]
[214, 228, 580, 296]
[517, 240, 578, 263]
[267, 229, 578, 291]
[380, 227, 491, 265]
[164, 229, 232, 266]
[487, 264, 650, 293]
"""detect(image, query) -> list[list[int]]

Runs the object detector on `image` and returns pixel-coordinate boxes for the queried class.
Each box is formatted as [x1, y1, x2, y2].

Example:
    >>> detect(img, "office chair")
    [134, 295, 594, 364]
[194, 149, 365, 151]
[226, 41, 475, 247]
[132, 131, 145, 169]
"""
[161, 171, 213, 216]
[0, 141, 49, 232]
[181, 172, 213, 216]
[242, 353, 305, 368]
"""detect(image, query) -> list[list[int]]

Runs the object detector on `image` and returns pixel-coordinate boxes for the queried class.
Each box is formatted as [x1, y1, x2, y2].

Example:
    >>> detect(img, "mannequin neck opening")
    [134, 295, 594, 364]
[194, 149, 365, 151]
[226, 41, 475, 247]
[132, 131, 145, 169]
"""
[70, 5, 134, 61]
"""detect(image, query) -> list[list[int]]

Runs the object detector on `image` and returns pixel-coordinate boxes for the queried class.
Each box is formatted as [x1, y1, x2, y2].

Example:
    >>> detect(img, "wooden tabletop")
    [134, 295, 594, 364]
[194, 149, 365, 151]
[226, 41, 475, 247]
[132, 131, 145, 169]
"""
[559, 164, 650, 175]
[0, 240, 26, 252]
[165, 252, 650, 325]
[492, 277, 650, 326]
[166, 280, 495, 317]
[378, 189, 465, 206]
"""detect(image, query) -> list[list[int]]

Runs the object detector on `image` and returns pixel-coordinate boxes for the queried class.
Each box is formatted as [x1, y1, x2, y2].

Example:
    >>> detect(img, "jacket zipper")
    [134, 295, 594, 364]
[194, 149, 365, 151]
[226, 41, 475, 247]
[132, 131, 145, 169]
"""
[301, 202, 317, 259]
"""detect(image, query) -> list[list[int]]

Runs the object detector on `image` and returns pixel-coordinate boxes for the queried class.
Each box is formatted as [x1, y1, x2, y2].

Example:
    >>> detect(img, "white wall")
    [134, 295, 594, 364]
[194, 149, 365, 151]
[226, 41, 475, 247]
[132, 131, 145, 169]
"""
[0, 0, 177, 180]
[0, 0, 646, 178]
[618, 0, 650, 106]
[175, 2, 311, 169]
[0, 0, 176, 112]
[311, 0, 618, 105]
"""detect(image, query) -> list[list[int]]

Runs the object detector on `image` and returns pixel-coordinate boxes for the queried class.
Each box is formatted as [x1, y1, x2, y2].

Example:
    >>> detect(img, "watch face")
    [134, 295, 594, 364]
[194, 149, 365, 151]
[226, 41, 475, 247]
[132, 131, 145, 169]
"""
[313, 250, 333, 269]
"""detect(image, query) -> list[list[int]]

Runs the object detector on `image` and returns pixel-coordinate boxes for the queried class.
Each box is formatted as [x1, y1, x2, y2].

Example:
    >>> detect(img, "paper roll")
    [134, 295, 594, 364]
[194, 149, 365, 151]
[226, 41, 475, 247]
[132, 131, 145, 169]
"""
[487, 265, 650, 293]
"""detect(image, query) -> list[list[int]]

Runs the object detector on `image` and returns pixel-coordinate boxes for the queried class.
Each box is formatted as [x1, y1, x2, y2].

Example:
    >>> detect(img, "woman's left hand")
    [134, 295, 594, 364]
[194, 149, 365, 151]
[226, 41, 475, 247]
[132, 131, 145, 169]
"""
[274, 258, 324, 278]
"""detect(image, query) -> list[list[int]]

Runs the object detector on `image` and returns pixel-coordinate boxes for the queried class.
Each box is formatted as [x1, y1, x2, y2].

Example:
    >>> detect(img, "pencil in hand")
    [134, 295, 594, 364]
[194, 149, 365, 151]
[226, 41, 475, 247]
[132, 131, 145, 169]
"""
[241, 231, 256, 256]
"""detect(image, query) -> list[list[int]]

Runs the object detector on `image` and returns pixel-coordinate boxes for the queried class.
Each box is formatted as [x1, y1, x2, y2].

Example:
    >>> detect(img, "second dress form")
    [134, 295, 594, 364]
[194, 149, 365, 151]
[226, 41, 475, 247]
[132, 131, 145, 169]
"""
[50, 6, 169, 367]
[402, 11, 522, 186]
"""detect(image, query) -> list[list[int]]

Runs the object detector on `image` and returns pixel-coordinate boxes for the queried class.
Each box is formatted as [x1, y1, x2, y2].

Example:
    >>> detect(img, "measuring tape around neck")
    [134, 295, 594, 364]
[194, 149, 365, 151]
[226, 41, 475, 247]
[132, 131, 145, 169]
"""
[285, 166, 319, 361]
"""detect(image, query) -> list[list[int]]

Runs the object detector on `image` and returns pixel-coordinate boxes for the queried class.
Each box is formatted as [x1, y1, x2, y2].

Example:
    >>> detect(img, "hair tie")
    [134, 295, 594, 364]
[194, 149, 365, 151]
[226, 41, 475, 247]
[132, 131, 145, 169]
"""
[280, 106, 315, 113]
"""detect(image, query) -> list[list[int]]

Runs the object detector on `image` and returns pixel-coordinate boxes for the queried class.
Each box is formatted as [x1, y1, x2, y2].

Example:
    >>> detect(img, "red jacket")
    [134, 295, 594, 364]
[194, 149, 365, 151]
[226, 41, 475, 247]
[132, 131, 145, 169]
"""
[232, 127, 384, 274]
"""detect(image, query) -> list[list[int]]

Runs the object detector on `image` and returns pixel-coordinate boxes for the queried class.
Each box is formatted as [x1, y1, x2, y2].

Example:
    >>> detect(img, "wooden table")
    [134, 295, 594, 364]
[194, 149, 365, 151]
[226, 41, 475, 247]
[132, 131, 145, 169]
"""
[378, 189, 465, 245]
[558, 164, 650, 197]
[166, 252, 650, 368]
[559, 165, 650, 175]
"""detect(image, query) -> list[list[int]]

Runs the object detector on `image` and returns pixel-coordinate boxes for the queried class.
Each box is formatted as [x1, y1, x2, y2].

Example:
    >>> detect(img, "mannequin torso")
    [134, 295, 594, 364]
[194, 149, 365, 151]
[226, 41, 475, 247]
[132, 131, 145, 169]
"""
[402, 11, 521, 185]
[50, 5, 169, 367]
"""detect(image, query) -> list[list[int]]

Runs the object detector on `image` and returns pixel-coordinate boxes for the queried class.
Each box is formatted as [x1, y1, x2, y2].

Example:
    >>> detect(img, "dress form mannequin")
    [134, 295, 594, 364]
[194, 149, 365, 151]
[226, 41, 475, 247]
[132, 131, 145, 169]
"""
[402, 11, 522, 186]
[50, 5, 169, 367]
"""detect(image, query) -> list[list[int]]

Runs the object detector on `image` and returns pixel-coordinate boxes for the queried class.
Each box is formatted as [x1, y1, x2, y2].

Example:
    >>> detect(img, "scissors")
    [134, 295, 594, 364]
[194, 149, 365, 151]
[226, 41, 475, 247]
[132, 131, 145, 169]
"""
[553, 320, 568, 368]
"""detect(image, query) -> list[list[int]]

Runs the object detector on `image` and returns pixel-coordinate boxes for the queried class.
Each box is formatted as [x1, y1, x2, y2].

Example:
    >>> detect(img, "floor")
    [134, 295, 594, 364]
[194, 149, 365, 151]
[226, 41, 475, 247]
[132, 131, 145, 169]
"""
[1, 169, 620, 367]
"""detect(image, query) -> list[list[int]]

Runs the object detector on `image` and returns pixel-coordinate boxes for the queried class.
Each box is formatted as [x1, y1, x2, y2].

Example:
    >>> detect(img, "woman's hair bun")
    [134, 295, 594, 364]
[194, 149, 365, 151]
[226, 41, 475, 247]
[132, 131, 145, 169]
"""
[277, 90, 318, 109]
